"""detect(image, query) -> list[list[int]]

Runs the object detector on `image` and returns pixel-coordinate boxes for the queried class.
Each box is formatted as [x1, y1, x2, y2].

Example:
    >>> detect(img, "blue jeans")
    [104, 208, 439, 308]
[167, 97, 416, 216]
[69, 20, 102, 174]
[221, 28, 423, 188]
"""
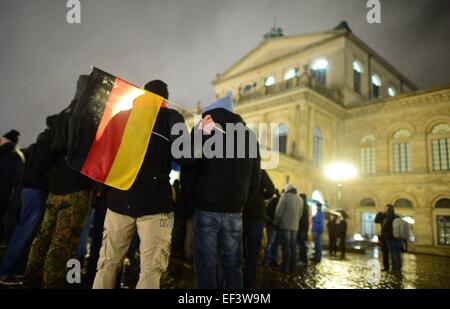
[280, 230, 298, 272]
[264, 225, 280, 263]
[76, 208, 95, 262]
[297, 231, 308, 264]
[386, 239, 402, 272]
[0, 188, 47, 276]
[313, 232, 323, 262]
[193, 210, 243, 289]
[243, 221, 264, 288]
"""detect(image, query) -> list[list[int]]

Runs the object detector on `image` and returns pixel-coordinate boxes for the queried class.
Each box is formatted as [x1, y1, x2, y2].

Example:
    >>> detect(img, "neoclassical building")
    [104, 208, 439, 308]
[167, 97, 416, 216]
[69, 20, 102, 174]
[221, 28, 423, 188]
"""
[186, 22, 450, 256]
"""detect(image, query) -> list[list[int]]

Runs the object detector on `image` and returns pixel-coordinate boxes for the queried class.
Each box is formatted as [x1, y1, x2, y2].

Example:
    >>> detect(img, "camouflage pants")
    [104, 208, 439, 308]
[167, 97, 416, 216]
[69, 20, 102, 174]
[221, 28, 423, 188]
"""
[23, 190, 92, 289]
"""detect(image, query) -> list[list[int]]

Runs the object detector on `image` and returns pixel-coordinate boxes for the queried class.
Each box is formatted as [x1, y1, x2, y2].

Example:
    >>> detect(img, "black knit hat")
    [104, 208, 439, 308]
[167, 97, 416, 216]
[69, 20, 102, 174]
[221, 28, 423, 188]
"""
[144, 80, 169, 100]
[3, 129, 20, 144]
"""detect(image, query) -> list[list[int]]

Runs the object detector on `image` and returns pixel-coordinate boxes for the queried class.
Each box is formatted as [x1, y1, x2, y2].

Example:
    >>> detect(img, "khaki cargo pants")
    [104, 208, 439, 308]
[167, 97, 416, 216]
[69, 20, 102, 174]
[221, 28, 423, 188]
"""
[93, 209, 173, 289]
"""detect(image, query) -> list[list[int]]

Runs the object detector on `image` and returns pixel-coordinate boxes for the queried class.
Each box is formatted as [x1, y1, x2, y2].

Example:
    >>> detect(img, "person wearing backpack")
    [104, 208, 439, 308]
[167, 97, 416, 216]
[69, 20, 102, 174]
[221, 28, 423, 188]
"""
[381, 204, 402, 273]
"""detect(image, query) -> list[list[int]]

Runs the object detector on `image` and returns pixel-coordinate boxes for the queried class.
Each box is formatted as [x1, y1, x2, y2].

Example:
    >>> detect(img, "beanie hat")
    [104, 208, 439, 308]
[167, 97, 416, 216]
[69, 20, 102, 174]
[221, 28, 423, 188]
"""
[144, 80, 169, 100]
[203, 95, 234, 114]
[3, 130, 20, 144]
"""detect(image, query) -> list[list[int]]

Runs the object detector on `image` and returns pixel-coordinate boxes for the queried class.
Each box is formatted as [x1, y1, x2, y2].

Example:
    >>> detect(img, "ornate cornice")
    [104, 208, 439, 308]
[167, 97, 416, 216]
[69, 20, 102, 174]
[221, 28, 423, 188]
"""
[347, 86, 450, 118]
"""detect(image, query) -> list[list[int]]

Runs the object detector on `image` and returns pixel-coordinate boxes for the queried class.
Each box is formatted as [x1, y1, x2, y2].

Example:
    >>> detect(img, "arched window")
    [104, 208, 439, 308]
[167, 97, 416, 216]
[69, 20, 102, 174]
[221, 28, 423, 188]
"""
[394, 198, 413, 208]
[312, 59, 328, 86]
[360, 134, 376, 175]
[371, 74, 382, 99]
[264, 76, 275, 87]
[393, 129, 412, 173]
[313, 127, 323, 167]
[284, 68, 298, 81]
[387, 86, 397, 97]
[431, 124, 450, 171]
[436, 198, 450, 209]
[353, 60, 362, 94]
[360, 198, 376, 207]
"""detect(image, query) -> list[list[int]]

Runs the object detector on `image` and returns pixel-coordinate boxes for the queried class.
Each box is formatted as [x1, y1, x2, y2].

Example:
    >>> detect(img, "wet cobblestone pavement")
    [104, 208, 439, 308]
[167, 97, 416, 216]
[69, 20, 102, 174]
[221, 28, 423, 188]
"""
[122, 248, 450, 289]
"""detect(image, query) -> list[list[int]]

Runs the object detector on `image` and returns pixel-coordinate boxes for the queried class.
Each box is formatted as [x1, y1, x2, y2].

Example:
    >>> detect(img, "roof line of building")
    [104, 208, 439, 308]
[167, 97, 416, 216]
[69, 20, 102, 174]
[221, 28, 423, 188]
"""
[345, 32, 418, 90]
[212, 30, 346, 85]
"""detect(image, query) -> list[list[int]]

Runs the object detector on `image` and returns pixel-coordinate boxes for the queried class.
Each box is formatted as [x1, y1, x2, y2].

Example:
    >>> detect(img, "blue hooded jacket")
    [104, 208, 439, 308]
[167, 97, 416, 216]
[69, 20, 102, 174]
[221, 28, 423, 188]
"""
[312, 209, 325, 234]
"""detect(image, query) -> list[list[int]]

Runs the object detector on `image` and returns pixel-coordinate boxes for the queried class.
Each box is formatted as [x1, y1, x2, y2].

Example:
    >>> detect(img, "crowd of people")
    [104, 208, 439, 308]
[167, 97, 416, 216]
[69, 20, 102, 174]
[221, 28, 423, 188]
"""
[0, 75, 404, 289]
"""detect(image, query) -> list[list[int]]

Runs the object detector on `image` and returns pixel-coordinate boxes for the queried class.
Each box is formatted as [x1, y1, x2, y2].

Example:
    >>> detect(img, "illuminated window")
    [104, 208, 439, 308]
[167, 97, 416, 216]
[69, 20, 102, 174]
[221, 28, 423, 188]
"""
[387, 86, 397, 97]
[437, 216, 450, 246]
[371, 74, 382, 99]
[353, 60, 362, 94]
[313, 127, 323, 167]
[431, 124, 450, 171]
[264, 76, 275, 87]
[360, 134, 376, 175]
[312, 59, 328, 86]
[361, 212, 376, 238]
[284, 68, 298, 81]
[393, 129, 412, 173]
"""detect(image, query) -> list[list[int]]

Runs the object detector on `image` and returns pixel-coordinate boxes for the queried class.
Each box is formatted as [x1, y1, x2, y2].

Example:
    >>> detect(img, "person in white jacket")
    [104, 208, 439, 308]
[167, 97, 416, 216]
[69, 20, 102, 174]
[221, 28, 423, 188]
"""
[273, 184, 304, 273]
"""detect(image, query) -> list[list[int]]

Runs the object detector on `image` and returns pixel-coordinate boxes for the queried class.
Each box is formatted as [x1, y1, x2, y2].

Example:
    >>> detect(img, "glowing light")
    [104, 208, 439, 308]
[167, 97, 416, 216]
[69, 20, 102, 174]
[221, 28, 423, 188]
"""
[387, 86, 397, 97]
[284, 68, 297, 81]
[324, 162, 357, 182]
[371, 235, 379, 243]
[312, 59, 328, 70]
[264, 76, 275, 87]
[403, 216, 415, 224]
[371, 74, 382, 86]
[352, 60, 362, 73]
[353, 233, 364, 241]
[113, 88, 145, 114]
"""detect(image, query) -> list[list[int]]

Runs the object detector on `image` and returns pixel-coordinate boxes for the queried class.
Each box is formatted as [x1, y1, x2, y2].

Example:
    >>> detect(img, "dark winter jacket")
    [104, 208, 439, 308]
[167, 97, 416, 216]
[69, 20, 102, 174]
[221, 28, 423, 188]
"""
[47, 109, 92, 195]
[327, 219, 337, 238]
[181, 108, 261, 214]
[298, 195, 309, 233]
[108, 108, 194, 217]
[266, 195, 280, 225]
[336, 219, 347, 239]
[381, 214, 400, 240]
[21, 129, 54, 192]
[243, 169, 275, 222]
[0, 143, 25, 200]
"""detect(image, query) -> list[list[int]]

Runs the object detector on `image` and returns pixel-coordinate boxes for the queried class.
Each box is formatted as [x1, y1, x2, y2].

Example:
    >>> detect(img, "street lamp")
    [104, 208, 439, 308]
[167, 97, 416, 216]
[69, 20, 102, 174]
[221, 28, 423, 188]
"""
[324, 162, 357, 209]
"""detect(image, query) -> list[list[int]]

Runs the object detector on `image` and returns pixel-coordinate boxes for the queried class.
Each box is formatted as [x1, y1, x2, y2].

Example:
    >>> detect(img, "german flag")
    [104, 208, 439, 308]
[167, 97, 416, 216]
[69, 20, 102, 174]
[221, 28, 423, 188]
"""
[67, 67, 165, 190]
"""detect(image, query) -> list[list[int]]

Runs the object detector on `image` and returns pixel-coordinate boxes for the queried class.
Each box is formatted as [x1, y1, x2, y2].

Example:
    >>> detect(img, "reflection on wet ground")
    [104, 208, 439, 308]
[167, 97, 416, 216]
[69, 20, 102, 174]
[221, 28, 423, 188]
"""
[123, 247, 450, 289]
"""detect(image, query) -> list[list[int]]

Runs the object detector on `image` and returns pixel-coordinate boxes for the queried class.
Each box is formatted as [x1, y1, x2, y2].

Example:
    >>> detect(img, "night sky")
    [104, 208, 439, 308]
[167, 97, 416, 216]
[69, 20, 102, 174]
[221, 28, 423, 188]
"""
[1, 0, 449, 146]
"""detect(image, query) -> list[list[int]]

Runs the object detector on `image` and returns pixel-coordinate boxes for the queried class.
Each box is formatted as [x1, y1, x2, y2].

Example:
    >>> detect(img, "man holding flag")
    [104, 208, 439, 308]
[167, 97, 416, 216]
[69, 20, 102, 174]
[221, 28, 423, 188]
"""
[67, 68, 211, 289]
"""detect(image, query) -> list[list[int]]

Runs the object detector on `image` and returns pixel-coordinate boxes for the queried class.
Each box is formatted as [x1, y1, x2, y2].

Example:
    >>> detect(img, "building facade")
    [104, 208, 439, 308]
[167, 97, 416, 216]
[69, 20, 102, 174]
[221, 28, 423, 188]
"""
[188, 22, 450, 256]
